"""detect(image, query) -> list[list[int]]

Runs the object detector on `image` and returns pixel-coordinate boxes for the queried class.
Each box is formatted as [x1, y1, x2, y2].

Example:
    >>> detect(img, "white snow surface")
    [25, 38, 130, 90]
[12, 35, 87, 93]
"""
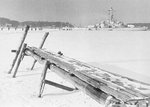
[0, 29, 150, 107]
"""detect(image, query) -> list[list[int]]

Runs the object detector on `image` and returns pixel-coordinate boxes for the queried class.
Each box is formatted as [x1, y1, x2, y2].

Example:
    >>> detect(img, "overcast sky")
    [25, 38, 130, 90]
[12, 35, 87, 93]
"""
[0, 0, 150, 26]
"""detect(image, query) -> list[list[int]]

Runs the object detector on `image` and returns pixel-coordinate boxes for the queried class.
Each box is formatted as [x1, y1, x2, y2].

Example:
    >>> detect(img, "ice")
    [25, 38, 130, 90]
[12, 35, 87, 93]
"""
[0, 29, 150, 107]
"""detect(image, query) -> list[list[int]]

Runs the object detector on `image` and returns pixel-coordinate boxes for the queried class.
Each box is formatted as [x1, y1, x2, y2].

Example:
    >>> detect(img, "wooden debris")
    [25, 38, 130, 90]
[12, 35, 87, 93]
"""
[31, 32, 49, 70]
[38, 61, 49, 97]
[24, 46, 150, 106]
[38, 61, 77, 97]
[12, 43, 27, 78]
[8, 25, 30, 74]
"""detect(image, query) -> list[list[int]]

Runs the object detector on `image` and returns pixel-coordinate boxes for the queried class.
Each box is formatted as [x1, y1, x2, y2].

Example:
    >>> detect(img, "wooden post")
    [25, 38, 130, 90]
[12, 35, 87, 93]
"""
[12, 43, 27, 78]
[31, 32, 49, 70]
[38, 60, 49, 97]
[8, 25, 30, 74]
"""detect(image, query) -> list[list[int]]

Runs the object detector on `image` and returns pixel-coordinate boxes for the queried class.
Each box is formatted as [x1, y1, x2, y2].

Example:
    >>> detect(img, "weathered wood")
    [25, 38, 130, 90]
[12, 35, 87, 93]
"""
[12, 43, 27, 78]
[50, 65, 119, 105]
[38, 61, 49, 97]
[35, 48, 149, 97]
[8, 25, 30, 74]
[31, 32, 49, 70]
[24, 47, 150, 105]
[11, 50, 17, 53]
[25, 50, 45, 64]
[44, 80, 75, 91]
[25, 48, 116, 104]
[39, 32, 49, 49]
[25, 47, 140, 101]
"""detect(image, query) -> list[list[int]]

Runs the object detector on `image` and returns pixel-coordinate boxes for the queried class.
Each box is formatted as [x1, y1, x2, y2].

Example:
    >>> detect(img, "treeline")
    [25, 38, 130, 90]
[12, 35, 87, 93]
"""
[0, 17, 74, 28]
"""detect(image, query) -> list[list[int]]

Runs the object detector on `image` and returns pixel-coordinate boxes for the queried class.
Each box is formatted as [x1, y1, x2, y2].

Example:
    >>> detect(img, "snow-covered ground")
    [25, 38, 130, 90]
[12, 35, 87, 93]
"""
[0, 29, 150, 107]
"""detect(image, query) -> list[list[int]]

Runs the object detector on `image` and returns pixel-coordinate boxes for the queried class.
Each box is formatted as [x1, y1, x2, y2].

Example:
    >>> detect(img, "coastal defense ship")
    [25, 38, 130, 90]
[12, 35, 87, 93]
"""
[88, 7, 148, 31]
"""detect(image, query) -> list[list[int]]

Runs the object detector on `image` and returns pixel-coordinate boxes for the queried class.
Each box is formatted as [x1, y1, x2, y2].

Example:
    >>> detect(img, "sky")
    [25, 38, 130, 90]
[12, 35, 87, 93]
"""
[0, 0, 150, 26]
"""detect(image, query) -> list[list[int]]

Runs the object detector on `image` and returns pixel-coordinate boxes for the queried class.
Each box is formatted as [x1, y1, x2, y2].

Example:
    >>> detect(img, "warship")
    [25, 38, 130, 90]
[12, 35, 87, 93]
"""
[88, 7, 148, 31]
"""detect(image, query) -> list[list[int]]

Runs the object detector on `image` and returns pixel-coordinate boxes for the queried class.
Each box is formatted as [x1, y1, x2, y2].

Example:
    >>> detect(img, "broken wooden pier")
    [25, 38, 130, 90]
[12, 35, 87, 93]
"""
[12, 45, 150, 107]
[9, 29, 150, 107]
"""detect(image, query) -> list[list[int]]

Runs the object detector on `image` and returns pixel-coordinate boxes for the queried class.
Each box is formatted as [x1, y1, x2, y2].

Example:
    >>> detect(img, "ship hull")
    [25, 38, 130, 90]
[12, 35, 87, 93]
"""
[94, 27, 148, 31]
[112, 27, 148, 31]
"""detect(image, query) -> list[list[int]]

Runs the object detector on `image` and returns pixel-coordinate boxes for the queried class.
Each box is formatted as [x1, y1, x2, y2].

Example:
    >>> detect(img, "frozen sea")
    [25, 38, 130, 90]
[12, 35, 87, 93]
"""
[0, 29, 150, 107]
[33, 29, 150, 83]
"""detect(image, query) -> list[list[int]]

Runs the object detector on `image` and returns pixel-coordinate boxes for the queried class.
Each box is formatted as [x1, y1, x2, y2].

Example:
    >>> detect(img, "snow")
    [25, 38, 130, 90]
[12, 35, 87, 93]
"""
[0, 29, 150, 107]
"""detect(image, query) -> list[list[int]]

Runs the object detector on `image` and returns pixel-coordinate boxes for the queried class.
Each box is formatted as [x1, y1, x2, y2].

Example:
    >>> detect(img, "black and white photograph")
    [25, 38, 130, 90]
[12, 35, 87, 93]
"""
[0, 0, 150, 107]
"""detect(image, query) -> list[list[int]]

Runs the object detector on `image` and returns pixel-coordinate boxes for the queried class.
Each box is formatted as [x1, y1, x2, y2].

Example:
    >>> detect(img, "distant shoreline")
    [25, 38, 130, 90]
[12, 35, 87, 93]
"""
[0, 17, 74, 28]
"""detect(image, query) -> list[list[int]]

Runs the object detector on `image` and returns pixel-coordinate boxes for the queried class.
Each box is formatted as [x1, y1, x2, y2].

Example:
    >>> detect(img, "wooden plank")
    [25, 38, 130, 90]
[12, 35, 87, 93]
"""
[31, 32, 49, 70]
[25, 47, 150, 103]
[28, 48, 148, 98]
[25, 50, 45, 64]
[8, 25, 30, 74]
[39, 49, 150, 97]
[25, 47, 133, 101]
[12, 43, 27, 78]
[44, 80, 76, 91]
[39, 32, 49, 49]
[50, 65, 117, 105]
[39, 61, 49, 97]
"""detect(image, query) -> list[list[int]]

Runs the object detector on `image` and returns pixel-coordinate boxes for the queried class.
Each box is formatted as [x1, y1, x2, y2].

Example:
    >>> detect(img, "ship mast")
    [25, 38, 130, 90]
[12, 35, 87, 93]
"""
[108, 0, 114, 22]
[108, 7, 114, 22]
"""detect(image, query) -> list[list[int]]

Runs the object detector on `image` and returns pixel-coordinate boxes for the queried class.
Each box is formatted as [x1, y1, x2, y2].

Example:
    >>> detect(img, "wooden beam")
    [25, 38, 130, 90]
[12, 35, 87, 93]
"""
[38, 61, 49, 97]
[24, 47, 150, 105]
[8, 25, 30, 74]
[32, 48, 148, 99]
[50, 65, 119, 105]
[39, 32, 49, 49]
[12, 43, 27, 78]
[44, 80, 76, 91]
[25, 47, 134, 101]
[31, 32, 49, 70]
